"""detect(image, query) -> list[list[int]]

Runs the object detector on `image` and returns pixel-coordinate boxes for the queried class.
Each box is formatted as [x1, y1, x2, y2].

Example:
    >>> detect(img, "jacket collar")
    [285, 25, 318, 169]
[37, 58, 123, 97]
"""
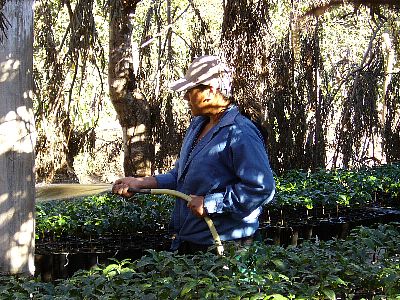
[178, 105, 240, 180]
[194, 104, 238, 130]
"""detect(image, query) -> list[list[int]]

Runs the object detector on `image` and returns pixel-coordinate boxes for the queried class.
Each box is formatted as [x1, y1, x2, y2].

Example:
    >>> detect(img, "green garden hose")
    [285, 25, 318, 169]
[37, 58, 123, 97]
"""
[36, 184, 224, 255]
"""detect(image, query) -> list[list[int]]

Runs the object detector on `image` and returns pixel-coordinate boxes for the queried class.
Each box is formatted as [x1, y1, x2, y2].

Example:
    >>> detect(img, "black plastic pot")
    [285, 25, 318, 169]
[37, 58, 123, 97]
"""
[35, 250, 146, 282]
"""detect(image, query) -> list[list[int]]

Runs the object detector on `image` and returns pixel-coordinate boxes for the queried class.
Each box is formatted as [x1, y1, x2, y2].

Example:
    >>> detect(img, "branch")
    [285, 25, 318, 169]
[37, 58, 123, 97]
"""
[331, 22, 383, 101]
[331, 21, 384, 166]
[188, 0, 210, 34]
[140, 4, 190, 49]
[140, 24, 173, 48]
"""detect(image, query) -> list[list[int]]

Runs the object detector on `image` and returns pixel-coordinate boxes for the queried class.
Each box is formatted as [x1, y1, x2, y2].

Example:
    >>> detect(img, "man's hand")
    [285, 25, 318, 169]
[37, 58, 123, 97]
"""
[112, 176, 158, 197]
[187, 195, 207, 218]
[112, 178, 136, 197]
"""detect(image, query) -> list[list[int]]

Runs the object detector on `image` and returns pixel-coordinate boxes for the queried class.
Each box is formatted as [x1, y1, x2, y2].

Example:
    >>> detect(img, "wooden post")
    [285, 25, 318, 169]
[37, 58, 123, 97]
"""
[0, 0, 35, 275]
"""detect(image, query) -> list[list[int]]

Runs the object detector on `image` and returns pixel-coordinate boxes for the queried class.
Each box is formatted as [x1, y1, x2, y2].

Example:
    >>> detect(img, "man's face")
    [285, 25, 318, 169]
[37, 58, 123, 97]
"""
[183, 85, 211, 116]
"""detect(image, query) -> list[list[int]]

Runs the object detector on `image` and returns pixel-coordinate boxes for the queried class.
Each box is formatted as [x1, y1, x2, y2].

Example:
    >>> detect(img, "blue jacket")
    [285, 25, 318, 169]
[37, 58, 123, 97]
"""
[155, 105, 275, 250]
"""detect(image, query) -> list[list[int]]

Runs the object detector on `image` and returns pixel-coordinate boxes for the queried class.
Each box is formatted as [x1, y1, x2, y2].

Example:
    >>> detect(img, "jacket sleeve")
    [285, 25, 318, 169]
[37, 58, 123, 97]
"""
[203, 123, 275, 220]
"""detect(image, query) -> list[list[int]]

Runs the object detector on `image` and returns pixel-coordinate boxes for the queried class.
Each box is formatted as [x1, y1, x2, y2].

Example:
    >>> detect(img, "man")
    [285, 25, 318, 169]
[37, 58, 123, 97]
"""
[113, 55, 275, 254]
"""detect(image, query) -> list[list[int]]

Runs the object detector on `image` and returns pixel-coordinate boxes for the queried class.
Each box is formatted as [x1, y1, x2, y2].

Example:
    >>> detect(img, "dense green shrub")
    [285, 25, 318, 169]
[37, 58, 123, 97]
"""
[3, 224, 400, 299]
[274, 162, 400, 209]
[36, 193, 175, 239]
[35, 163, 400, 239]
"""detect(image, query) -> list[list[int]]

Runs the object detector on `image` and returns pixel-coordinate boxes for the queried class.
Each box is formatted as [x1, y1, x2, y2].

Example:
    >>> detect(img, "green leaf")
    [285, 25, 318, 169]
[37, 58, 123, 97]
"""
[266, 295, 289, 300]
[271, 259, 287, 271]
[249, 294, 266, 300]
[362, 237, 376, 249]
[180, 280, 197, 297]
[322, 289, 336, 300]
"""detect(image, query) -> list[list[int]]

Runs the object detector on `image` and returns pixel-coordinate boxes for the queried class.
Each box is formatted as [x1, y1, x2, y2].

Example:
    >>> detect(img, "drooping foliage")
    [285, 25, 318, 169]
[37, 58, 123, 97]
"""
[33, 0, 107, 182]
[2, 0, 399, 181]
[221, 0, 400, 174]
[222, 0, 326, 172]
[32, 0, 222, 181]
[133, 0, 222, 172]
[383, 73, 400, 161]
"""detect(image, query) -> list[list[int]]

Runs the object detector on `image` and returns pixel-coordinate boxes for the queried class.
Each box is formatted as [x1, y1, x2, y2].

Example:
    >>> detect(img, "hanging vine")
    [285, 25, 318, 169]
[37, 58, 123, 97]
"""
[34, 0, 106, 182]
[137, 0, 218, 173]
[4, 0, 399, 181]
[222, 0, 271, 127]
[383, 73, 400, 162]
[221, 0, 399, 173]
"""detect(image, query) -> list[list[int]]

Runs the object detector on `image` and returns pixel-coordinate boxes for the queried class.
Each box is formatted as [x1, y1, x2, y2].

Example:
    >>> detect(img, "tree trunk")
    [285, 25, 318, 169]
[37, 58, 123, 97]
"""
[0, 0, 35, 275]
[109, 1, 153, 177]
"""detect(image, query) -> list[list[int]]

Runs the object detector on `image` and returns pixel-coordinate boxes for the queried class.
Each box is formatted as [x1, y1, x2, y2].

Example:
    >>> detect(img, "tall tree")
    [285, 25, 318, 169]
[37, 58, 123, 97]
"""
[0, 0, 35, 275]
[109, 0, 153, 177]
